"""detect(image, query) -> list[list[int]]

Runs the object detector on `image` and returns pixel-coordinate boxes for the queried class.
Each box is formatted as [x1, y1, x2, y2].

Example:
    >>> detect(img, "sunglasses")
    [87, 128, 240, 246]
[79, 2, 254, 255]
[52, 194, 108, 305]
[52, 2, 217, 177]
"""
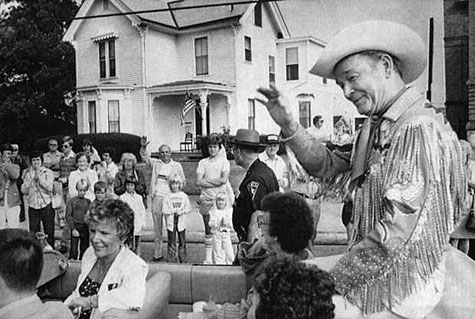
[62, 144, 70, 148]
[12, 148, 18, 151]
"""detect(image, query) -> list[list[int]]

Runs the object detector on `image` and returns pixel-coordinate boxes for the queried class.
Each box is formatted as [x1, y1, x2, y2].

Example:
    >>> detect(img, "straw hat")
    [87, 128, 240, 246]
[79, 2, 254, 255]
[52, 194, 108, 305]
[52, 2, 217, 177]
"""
[309, 20, 426, 84]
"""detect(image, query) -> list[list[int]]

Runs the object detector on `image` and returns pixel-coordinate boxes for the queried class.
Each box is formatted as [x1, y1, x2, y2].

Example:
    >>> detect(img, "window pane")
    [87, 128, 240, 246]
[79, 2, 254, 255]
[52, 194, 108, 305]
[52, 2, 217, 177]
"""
[88, 101, 96, 133]
[195, 37, 208, 75]
[286, 48, 298, 80]
[248, 99, 255, 130]
[108, 100, 120, 133]
[108, 40, 116, 77]
[245, 37, 251, 49]
[270, 74, 275, 84]
[99, 42, 106, 78]
[268, 56, 275, 73]
[299, 101, 311, 128]
[286, 65, 299, 81]
[269, 55, 275, 85]
[286, 48, 298, 64]
[254, 3, 262, 27]
[108, 40, 115, 58]
[245, 36, 252, 62]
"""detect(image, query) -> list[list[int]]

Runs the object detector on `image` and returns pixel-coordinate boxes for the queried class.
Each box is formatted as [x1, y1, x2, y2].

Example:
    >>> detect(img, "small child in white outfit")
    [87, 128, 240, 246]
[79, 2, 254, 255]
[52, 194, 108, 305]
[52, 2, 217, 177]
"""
[119, 177, 146, 256]
[209, 192, 234, 264]
[162, 174, 191, 263]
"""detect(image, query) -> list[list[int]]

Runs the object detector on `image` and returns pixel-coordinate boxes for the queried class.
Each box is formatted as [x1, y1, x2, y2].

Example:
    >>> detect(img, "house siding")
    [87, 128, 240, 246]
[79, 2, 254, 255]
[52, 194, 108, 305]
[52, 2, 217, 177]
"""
[146, 30, 178, 86]
[232, 6, 279, 134]
[67, 0, 357, 148]
[175, 28, 236, 85]
[74, 2, 143, 88]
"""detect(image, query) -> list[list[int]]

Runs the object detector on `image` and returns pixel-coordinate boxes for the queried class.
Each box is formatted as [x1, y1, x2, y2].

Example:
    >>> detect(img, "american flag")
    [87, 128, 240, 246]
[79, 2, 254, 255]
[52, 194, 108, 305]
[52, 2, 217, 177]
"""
[180, 93, 195, 125]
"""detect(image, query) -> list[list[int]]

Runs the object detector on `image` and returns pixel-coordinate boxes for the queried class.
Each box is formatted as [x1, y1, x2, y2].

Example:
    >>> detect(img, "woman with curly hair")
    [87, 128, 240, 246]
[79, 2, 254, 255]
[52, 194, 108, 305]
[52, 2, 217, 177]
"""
[247, 257, 336, 319]
[236, 192, 314, 281]
[114, 153, 147, 205]
[65, 199, 148, 319]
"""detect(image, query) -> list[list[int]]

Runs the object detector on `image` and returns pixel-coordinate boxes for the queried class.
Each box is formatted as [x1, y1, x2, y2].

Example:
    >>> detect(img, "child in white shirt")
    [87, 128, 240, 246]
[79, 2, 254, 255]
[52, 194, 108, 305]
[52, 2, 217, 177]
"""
[209, 192, 234, 264]
[119, 177, 146, 256]
[162, 174, 191, 263]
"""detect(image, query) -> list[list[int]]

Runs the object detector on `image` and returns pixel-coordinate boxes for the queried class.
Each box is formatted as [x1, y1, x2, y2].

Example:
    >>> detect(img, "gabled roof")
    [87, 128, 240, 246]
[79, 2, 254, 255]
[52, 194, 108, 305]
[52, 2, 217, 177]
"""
[64, 0, 289, 41]
[139, 0, 249, 29]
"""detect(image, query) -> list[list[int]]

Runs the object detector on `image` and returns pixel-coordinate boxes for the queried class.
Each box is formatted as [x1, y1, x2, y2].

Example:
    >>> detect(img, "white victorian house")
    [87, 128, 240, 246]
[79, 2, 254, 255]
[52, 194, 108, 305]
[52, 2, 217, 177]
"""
[64, 0, 355, 151]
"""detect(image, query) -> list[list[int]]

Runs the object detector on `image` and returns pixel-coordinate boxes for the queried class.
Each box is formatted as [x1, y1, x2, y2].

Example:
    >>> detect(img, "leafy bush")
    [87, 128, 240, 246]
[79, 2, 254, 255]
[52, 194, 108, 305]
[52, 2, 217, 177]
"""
[35, 133, 141, 163]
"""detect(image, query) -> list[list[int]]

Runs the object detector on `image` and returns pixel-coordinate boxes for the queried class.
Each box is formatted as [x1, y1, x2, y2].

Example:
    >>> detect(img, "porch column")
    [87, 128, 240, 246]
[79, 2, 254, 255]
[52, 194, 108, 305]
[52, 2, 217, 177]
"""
[224, 93, 231, 130]
[76, 91, 85, 134]
[199, 90, 209, 136]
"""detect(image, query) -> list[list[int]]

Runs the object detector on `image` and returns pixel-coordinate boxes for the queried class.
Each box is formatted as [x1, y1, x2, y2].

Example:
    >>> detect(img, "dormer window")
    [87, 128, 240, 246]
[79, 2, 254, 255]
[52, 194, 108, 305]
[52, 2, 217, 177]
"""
[103, 0, 109, 10]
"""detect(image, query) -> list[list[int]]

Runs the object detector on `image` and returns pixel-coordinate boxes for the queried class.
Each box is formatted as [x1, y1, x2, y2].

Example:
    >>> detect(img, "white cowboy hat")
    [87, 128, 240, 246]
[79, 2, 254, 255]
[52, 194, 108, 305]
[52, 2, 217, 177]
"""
[309, 20, 427, 84]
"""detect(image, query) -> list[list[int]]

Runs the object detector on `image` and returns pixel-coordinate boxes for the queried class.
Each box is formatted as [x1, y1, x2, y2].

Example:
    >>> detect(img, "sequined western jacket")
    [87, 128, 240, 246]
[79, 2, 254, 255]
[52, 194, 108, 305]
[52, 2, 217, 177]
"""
[283, 86, 466, 314]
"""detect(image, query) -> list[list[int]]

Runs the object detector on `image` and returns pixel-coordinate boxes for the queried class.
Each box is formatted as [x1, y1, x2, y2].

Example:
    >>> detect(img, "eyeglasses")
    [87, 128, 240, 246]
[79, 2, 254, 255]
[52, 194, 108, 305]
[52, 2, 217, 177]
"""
[256, 215, 269, 228]
[49, 143, 58, 147]
[12, 148, 18, 152]
[62, 144, 70, 149]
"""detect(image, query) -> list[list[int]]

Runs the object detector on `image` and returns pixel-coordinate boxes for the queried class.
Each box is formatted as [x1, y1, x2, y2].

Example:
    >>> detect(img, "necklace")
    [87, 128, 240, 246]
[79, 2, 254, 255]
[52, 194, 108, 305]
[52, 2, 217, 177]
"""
[96, 259, 114, 279]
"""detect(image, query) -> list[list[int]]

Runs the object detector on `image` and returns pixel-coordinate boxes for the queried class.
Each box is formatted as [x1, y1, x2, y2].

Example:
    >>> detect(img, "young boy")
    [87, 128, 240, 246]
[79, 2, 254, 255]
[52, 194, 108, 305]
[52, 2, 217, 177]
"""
[119, 177, 146, 255]
[162, 174, 191, 263]
[65, 179, 91, 260]
[92, 181, 107, 204]
[209, 192, 234, 264]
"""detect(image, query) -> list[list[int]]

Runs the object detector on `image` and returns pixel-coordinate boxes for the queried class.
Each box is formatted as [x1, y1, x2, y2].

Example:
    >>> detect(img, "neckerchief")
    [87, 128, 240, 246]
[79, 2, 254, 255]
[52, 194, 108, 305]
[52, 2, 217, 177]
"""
[350, 87, 409, 190]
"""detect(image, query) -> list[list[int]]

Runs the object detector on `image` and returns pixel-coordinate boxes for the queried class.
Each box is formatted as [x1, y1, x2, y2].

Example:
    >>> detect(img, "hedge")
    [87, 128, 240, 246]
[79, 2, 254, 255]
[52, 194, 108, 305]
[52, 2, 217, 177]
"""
[35, 133, 141, 163]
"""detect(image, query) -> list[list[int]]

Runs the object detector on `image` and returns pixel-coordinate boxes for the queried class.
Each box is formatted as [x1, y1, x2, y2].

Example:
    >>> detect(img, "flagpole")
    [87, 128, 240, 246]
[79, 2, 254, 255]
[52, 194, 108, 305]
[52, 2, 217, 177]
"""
[426, 17, 434, 101]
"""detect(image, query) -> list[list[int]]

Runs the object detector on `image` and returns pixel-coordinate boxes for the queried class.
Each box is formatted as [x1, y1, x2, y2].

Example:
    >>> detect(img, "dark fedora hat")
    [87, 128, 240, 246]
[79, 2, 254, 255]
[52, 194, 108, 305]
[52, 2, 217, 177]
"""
[230, 129, 267, 148]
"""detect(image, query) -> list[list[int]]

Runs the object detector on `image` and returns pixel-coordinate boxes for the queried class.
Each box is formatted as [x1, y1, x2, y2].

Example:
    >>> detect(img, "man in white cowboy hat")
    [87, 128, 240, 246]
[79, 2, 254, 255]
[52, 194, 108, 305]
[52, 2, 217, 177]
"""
[258, 20, 475, 318]
[230, 129, 279, 243]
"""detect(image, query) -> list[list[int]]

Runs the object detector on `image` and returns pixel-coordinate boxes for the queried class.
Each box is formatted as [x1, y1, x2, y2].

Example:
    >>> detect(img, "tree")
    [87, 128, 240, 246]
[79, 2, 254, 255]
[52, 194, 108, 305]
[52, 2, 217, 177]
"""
[0, 0, 79, 149]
